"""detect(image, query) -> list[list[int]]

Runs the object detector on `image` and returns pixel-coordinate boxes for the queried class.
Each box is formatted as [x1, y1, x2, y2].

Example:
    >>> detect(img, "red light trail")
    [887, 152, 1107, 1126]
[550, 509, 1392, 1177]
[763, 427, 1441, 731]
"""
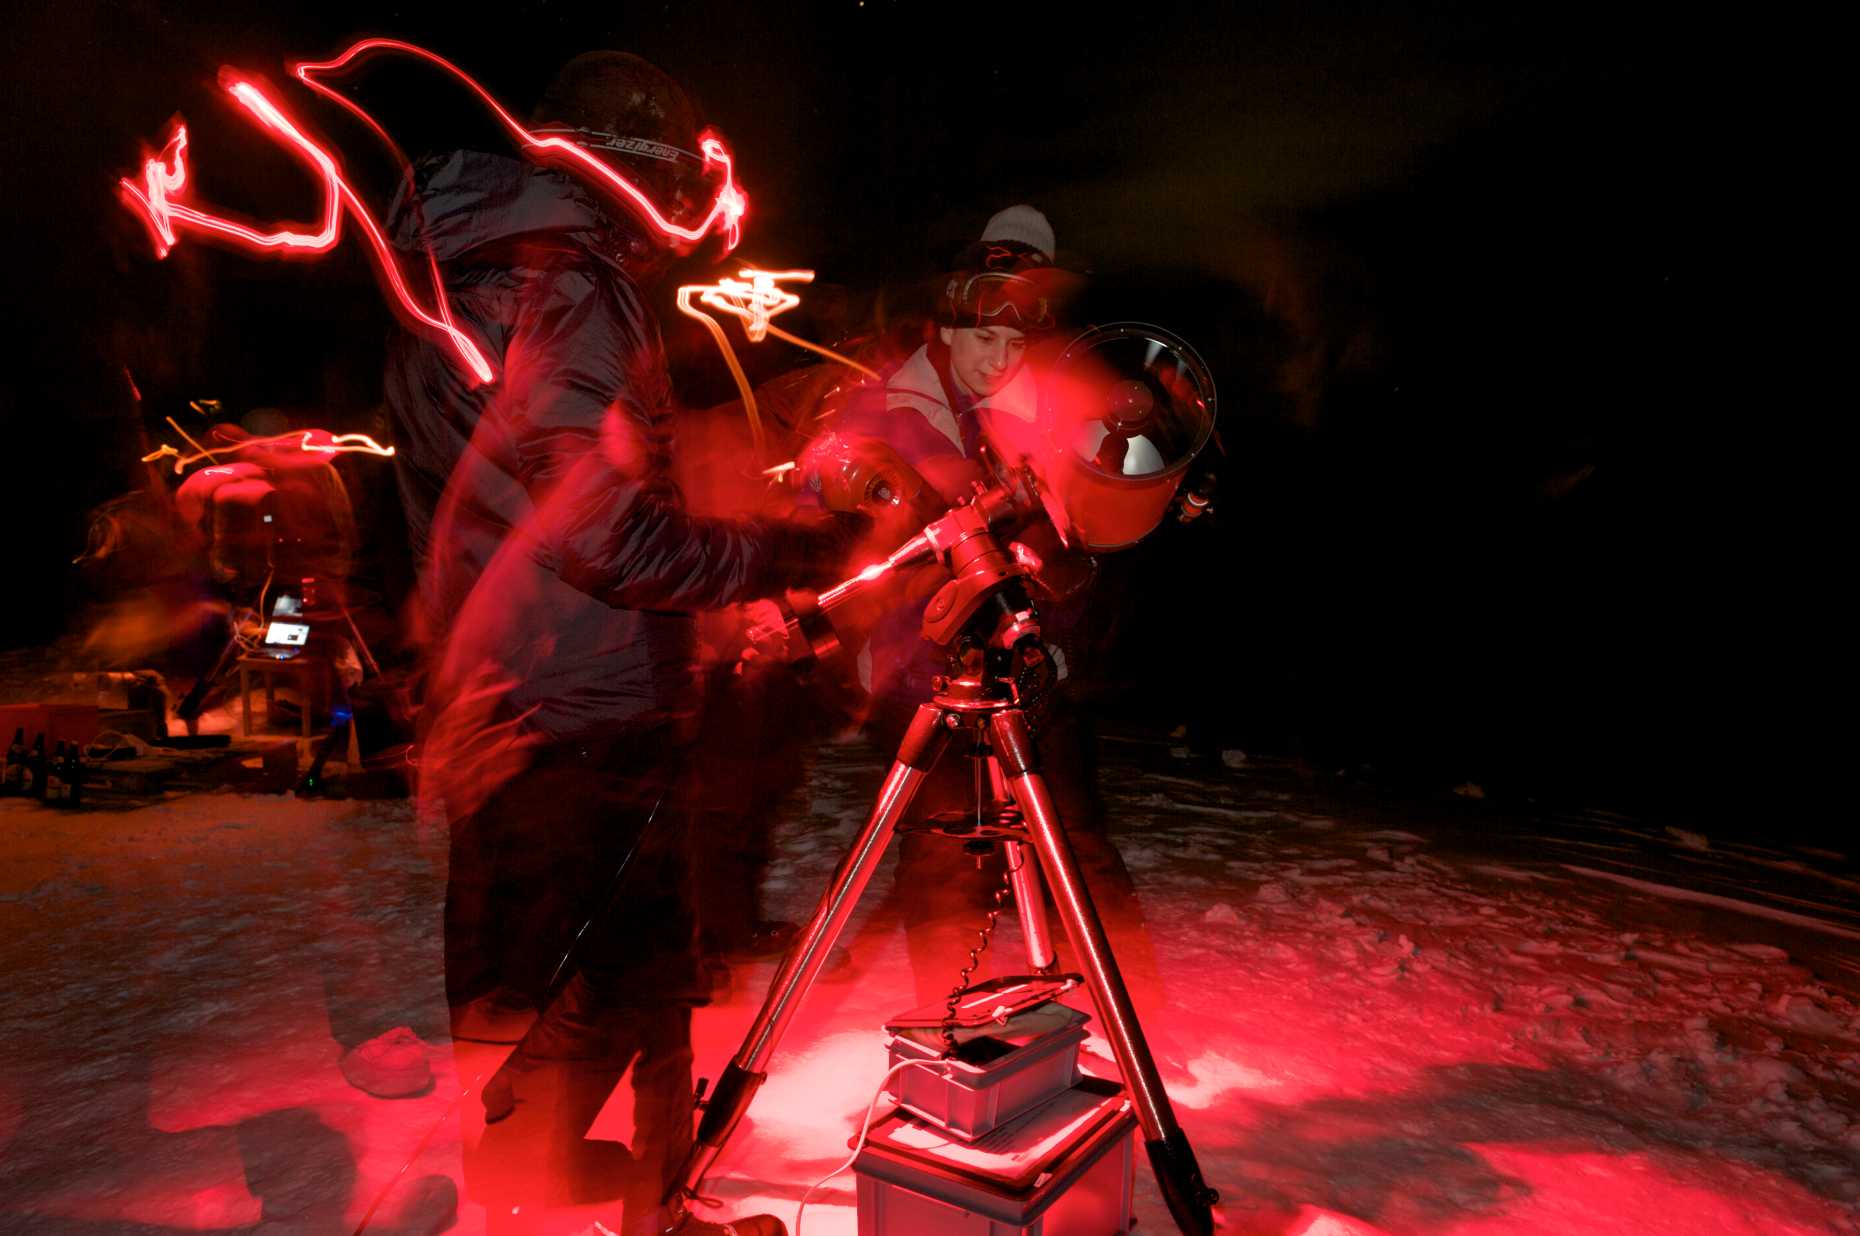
[142, 423, 396, 475]
[118, 78, 495, 385]
[292, 39, 746, 251]
[118, 39, 750, 387]
[687, 268, 813, 343]
[677, 268, 881, 462]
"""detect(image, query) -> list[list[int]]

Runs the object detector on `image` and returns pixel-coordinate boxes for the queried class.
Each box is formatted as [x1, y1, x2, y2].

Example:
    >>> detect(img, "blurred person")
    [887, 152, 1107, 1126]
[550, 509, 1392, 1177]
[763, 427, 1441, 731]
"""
[376, 50, 854, 1236]
[171, 423, 359, 606]
[163, 424, 374, 736]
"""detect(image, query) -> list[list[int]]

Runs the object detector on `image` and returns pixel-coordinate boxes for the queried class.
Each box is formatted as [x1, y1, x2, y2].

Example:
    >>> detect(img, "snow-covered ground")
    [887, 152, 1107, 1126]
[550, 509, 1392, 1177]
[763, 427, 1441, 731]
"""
[3, 735, 1857, 1234]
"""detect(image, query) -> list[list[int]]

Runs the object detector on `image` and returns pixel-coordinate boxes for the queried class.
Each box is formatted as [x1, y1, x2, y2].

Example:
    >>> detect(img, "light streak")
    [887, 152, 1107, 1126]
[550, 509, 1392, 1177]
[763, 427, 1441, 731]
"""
[118, 39, 750, 388]
[762, 323, 881, 380]
[676, 283, 765, 459]
[161, 416, 221, 468]
[292, 39, 747, 251]
[690, 268, 812, 343]
[142, 427, 396, 475]
[118, 80, 496, 385]
[676, 268, 884, 461]
[682, 269, 878, 377]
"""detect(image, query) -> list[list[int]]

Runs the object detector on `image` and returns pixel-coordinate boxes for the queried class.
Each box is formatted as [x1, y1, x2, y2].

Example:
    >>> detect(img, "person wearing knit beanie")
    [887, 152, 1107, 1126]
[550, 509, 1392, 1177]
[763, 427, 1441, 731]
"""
[979, 203, 1056, 261]
[932, 205, 1076, 403]
[807, 203, 1163, 1060]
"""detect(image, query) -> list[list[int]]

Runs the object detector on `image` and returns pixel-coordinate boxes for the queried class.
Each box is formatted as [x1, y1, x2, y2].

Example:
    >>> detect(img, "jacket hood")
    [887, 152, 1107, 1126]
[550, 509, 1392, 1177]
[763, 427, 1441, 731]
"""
[388, 148, 649, 273]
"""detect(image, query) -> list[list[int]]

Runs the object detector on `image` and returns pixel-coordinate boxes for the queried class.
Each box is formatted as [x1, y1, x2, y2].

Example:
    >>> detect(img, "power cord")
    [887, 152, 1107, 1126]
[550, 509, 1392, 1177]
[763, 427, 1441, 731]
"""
[792, 1057, 956, 1236]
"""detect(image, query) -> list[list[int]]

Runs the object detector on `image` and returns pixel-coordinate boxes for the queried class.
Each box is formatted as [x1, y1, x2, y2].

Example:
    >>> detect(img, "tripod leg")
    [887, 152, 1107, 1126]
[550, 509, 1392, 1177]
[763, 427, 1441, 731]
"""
[987, 759, 1057, 973]
[989, 710, 1218, 1236]
[338, 603, 382, 678]
[1001, 841, 1057, 972]
[667, 704, 949, 1210]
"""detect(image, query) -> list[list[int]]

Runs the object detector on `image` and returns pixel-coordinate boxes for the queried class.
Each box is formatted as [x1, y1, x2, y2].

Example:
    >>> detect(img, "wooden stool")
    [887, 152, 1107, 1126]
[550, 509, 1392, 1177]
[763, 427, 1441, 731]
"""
[236, 653, 329, 738]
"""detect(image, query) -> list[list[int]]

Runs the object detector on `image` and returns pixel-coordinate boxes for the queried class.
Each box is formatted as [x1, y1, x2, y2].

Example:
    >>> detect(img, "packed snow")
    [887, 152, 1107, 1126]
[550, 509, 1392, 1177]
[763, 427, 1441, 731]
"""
[2, 734, 1856, 1234]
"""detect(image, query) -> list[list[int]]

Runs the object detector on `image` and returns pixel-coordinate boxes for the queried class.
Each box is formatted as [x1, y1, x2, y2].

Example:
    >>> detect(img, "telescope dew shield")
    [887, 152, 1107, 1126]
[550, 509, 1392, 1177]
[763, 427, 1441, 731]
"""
[1038, 324, 1217, 551]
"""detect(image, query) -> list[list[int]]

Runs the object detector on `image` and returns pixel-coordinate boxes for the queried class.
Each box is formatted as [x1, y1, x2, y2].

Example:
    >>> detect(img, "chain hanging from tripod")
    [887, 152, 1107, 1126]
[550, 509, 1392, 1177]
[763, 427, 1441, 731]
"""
[939, 813, 1024, 1058]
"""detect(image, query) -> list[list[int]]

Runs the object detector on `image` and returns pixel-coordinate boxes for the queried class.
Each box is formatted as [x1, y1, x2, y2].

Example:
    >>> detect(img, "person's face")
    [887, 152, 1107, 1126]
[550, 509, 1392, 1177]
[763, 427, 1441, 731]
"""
[940, 324, 1028, 399]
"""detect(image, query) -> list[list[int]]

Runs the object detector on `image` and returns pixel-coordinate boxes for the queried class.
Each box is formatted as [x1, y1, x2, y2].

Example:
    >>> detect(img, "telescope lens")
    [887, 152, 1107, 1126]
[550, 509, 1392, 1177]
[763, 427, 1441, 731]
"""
[1038, 323, 1218, 550]
[1064, 329, 1214, 481]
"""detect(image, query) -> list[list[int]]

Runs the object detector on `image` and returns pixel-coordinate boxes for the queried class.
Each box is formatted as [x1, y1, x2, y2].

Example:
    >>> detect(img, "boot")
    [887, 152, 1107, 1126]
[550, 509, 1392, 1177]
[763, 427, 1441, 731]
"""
[451, 986, 538, 1044]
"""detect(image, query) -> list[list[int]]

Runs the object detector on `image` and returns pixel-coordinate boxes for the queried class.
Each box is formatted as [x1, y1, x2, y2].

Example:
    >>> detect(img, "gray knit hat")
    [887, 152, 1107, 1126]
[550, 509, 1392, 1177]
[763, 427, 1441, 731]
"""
[939, 203, 1074, 333]
[979, 204, 1056, 262]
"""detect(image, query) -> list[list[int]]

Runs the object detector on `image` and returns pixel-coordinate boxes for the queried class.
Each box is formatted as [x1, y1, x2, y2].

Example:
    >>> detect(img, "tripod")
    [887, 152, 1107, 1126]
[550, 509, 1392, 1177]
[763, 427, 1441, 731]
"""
[668, 473, 1219, 1236]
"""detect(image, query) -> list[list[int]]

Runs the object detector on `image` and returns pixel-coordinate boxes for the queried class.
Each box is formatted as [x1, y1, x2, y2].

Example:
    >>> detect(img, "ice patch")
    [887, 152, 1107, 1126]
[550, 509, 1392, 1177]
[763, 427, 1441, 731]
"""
[1292, 1210, 1386, 1236]
[1166, 1051, 1282, 1109]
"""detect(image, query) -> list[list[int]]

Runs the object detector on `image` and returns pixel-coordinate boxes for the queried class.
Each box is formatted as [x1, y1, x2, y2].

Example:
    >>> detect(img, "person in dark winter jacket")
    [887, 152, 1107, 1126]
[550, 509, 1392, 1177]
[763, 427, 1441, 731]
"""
[379, 51, 826, 1236]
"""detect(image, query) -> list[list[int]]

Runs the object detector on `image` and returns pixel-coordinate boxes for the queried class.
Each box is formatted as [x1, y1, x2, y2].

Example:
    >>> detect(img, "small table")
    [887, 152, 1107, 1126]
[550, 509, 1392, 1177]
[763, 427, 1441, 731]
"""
[236, 653, 329, 738]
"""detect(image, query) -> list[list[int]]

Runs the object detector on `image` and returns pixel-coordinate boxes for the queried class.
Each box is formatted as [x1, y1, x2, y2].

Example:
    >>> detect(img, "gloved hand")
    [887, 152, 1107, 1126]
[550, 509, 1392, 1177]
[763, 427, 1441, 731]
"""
[737, 598, 794, 665]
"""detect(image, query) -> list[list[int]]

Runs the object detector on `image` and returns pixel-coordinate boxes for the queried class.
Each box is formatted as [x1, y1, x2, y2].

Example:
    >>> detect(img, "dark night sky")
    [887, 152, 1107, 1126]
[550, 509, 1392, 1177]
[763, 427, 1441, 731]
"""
[0, 3, 1795, 826]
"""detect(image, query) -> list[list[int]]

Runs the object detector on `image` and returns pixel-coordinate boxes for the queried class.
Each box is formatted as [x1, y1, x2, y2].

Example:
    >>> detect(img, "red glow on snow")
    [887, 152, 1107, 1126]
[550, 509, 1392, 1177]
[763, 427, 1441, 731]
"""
[142, 428, 396, 475]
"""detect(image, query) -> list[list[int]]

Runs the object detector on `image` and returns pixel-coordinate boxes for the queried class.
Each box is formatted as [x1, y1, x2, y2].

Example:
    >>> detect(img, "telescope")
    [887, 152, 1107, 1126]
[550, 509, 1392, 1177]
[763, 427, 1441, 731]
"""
[671, 323, 1225, 1235]
[756, 321, 1219, 664]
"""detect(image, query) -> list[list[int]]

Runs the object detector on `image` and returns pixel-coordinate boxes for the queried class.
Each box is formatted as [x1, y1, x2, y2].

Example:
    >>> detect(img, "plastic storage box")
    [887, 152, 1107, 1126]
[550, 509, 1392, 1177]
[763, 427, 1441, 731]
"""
[886, 1002, 1089, 1141]
[855, 1076, 1135, 1236]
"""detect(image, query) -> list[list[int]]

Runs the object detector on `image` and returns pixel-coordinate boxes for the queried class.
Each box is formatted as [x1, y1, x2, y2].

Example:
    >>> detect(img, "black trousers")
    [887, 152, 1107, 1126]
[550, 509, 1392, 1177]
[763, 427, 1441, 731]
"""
[442, 731, 704, 1012]
[448, 731, 707, 1233]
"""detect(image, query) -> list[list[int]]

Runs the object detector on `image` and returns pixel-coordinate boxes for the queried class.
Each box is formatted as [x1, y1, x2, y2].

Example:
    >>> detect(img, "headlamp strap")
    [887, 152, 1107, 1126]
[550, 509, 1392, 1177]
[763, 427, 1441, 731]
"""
[530, 126, 705, 167]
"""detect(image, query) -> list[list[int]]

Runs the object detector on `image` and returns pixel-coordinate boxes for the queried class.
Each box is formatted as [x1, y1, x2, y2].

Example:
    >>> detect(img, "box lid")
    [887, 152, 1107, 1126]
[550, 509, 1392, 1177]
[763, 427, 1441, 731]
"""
[886, 974, 1083, 1034]
[856, 1076, 1131, 1198]
[888, 1002, 1088, 1073]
